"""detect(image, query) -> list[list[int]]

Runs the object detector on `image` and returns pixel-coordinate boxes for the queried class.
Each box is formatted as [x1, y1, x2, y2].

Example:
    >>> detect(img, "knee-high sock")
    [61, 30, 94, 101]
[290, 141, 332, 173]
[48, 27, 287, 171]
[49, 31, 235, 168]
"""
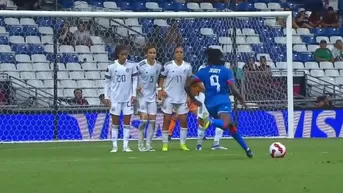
[213, 127, 223, 146]
[197, 126, 205, 145]
[162, 130, 168, 144]
[146, 120, 155, 147]
[168, 118, 176, 136]
[111, 125, 119, 148]
[123, 125, 131, 148]
[138, 120, 148, 147]
[229, 125, 248, 151]
[180, 127, 188, 145]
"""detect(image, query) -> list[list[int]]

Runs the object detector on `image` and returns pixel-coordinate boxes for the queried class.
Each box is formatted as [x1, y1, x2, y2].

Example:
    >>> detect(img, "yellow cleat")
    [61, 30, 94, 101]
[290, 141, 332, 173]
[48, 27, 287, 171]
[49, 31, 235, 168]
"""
[202, 112, 211, 130]
[180, 144, 190, 151]
[162, 144, 168, 152]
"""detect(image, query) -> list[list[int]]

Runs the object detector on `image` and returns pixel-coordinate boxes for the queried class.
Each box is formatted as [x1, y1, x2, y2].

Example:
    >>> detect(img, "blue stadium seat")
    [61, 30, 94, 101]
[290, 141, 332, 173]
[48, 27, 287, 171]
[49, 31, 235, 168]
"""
[28, 45, 44, 54]
[23, 26, 39, 36]
[214, 3, 226, 10]
[59, 0, 75, 8]
[0, 53, 15, 63]
[90, 0, 103, 7]
[173, 3, 187, 11]
[0, 36, 9, 44]
[60, 54, 79, 63]
[252, 44, 267, 53]
[118, 1, 132, 10]
[298, 53, 314, 62]
[8, 25, 24, 36]
[302, 36, 316, 44]
[132, 2, 147, 11]
[236, 2, 254, 11]
[311, 28, 326, 35]
[325, 28, 339, 36]
[12, 44, 28, 54]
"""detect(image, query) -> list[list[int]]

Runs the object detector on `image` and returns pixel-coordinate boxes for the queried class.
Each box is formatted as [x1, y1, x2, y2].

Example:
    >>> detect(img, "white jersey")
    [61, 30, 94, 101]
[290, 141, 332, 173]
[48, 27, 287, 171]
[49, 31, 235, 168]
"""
[104, 60, 138, 103]
[161, 60, 192, 104]
[137, 59, 162, 102]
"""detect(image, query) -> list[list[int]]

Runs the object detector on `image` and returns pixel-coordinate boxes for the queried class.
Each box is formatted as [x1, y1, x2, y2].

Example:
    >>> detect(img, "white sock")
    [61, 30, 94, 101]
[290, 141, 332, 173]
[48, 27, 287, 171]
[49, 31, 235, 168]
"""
[162, 130, 168, 144]
[180, 127, 188, 145]
[138, 120, 148, 147]
[213, 127, 223, 146]
[111, 125, 119, 148]
[197, 126, 205, 145]
[146, 120, 155, 147]
[123, 125, 131, 149]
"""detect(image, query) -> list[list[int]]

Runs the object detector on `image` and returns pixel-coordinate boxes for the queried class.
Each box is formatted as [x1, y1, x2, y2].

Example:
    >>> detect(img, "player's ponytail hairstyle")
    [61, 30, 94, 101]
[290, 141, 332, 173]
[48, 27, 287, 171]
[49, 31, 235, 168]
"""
[114, 45, 128, 60]
[205, 48, 225, 65]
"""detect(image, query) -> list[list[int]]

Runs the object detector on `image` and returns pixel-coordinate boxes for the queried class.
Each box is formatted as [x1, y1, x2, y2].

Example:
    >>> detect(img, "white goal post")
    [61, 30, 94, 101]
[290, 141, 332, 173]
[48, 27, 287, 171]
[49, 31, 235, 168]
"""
[0, 10, 294, 143]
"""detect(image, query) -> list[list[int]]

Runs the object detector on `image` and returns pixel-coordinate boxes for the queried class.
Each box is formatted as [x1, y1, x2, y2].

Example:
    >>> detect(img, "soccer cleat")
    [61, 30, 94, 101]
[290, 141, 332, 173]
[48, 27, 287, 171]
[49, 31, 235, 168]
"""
[180, 144, 190, 151]
[168, 135, 172, 141]
[122, 147, 133, 152]
[201, 112, 211, 130]
[162, 144, 168, 152]
[145, 146, 156, 152]
[110, 146, 118, 153]
[138, 146, 147, 152]
[245, 148, 254, 158]
[196, 144, 202, 151]
[211, 145, 228, 150]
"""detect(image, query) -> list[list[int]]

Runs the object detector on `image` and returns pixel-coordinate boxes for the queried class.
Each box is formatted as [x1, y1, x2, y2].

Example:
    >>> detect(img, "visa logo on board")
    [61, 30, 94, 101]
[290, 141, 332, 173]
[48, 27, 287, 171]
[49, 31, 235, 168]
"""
[268, 110, 343, 138]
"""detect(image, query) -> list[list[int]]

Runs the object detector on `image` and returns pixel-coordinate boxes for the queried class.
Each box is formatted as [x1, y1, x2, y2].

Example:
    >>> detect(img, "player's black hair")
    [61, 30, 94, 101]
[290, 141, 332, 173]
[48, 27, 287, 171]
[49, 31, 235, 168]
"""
[74, 88, 82, 94]
[144, 44, 156, 54]
[205, 48, 225, 65]
[114, 45, 128, 59]
[174, 45, 183, 52]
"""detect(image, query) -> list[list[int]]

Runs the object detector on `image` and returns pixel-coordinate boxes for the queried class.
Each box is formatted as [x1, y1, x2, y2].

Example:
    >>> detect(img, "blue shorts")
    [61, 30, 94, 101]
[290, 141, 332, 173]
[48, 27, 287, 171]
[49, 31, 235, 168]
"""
[206, 104, 232, 119]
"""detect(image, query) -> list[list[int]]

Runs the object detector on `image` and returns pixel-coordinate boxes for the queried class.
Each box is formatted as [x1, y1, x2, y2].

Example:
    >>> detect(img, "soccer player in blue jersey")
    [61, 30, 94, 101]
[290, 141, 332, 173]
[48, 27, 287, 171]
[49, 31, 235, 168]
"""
[186, 48, 253, 158]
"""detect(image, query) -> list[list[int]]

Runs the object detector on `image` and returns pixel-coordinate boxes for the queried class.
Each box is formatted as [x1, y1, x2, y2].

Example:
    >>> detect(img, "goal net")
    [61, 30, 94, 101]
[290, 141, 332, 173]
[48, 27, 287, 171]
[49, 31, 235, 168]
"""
[0, 10, 293, 143]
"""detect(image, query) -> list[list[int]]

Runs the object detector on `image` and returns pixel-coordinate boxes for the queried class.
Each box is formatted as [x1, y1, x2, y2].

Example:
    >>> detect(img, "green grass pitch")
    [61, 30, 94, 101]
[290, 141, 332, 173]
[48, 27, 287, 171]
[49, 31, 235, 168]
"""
[0, 139, 341, 193]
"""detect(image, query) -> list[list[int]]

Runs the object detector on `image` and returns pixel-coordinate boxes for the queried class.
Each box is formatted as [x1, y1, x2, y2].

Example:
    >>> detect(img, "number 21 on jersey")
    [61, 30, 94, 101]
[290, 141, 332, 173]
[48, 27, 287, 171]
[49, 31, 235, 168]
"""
[210, 75, 220, 92]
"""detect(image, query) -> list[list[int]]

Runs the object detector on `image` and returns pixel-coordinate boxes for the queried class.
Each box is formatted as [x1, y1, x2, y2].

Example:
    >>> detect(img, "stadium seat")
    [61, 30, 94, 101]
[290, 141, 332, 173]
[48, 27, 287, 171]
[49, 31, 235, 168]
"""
[81, 62, 97, 70]
[296, 28, 311, 35]
[69, 71, 85, 79]
[302, 36, 316, 44]
[25, 36, 41, 44]
[305, 62, 319, 69]
[82, 89, 97, 98]
[0, 63, 16, 71]
[27, 80, 44, 88]
[94, 54, 109, 62]
[17, 63, 33, 71]
[43, 80, 53, 88]
[246, 36, 260, 44]
[335, 61, 343, 69]
[200, 2, 216, 11]
[32, 62, 50, 71]
[20, 71, 36, 79]
[223, 45, 232, 53]
[145, 2, 162, 11]
[254, 2, 267, 10]
[242, 28, 256, 36]
[274, 37, 286, 44]
[59, 45, 75, 53]
[267, 2, 281, 10]
[316, 36, 329, 43]
[187, 2, 201, 11]
[335, 77, 343, 85]
[63, 88, 74, 97]
[238, 45, 252, 52]
[20, 18, 36, 25]
[66, 63, 81, 70]
[293, 62, 304, 69]
[319, 61, 334, 69]
[298, 53, 314, 62]
[103, 1, 119, 10]
[78, 80, 96, 88]
[129, 27, 143, 35]
[116, 27, 128, 36]
[276, 62, 286, 69]
[90, 36, 104, 44]
[264, 19, 278, 27]
[97, 62, 110, 70]
[325, 69, 339, 77]
[292, 36, 303, 44]
[39, 27, 54, 35]
[256, 53, 271, 61]
[41, 35, 53, 44]
[12, 44, 27, 54]
[9, 36, 25, 44]
[330, 36, 342, 43]
[78, 54, 93, 62]
[125, 18, 140, 27]
[57, 71, 69, 79]
[60, 80, 77, 88]
[75, 45, 90, 54]
[219, 37, 232, 44]
[31, 54, 47, 63]
[85, 71, 100, 79]
[310, 69, 325, 77]
[36, 71, 53, 79]
[16, 54, 30, 63]
[293, 44, 307, 52]
[5, 17, 19, 25]
[307, 45, 319, 52]
[28, 45, 44, 54]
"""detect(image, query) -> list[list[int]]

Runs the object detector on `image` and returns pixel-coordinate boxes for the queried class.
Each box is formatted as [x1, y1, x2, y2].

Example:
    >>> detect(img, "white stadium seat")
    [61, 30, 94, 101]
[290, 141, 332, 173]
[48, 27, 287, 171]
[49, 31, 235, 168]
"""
[125, 18, 140, 26]
[41, 36, 53, 44]
[274, 37, 286, 44]
[79, 54, 93, 62]
[31, 54, 47, 62]
[26, 36, 41, 44]
[305, 62, 319, 69]
[5, 18, 19, 25]
[293, 62, 304, 69]
[235, 36, 246, 44]
[296, 28, 310, 35]
[254, 3, 267, 10]
[63, 88, 75, 97]
[229, 28, 242, 35]
[200, 2, 215, 11]
[325, 69, 339, 77]
[27, 80, 44, 88]
[242, 28, 256, 35]
[57, 63, 66, 70]
[20, 71, 36, 79]
[219, 37, 232, 44]
[307, 44, 319, 52]
[335, 77, 343, 85]
[94, 54, 109, 62]
[116, 27, 128, 36]
[39, 27, 54, 35]
[310, 69, 325, 77]
[69, 71, 85, 79]
[103, 1, 119, 9]
[85, 71, 100, 79]
[97, 62, 110, 70]
[246, 36, 260, 44]
[57, 71, 69, 79]
[129, 27, 143, 35]
[36, 71, 53, 79]
[20, 18, 36, 25]
[60, 80, 77, 88]
[237, 45, 252, 52]
[154, 19, 169, 27]
[223, 45, 232, 53]
[17, 63, 33, 71]
[110, 19, 124, 26]
[91, 45, 106, 53]
[0, 45, 12, 53]
[187, 2, 201, 11]
[316, 36, 329, 43]
[78, 80, 96, 88]
[59, 45, 75, 53]
[293, 44, 307, 52]
[292, 36, 303, 44]
[146, 2, 162, 11]
[9, 36, 25, 44]
[319, 61, 334, 69]
[268, 3, 281, 10]
[330, 36, 342, 43]
[276, 62, 287, 69]
[0, 63, 16, 71]
[32, 63, 50, 71]
[75, 45, 90, 53]
[16, 54, 31, 62]
[335, 62, 343, 69]
[66, 63, 82, 70]
[200, 28, 214, 36]
[82, 63, 97, 70]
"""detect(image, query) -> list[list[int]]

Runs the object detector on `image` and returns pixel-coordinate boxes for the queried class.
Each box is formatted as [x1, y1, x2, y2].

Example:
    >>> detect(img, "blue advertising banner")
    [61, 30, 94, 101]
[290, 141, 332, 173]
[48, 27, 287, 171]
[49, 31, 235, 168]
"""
[0, 109, 342, 142]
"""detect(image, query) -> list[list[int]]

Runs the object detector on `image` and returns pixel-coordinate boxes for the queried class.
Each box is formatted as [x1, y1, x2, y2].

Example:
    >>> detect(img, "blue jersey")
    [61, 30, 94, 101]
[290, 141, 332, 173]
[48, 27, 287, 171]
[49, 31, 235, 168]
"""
[194, 65, 234, 108]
